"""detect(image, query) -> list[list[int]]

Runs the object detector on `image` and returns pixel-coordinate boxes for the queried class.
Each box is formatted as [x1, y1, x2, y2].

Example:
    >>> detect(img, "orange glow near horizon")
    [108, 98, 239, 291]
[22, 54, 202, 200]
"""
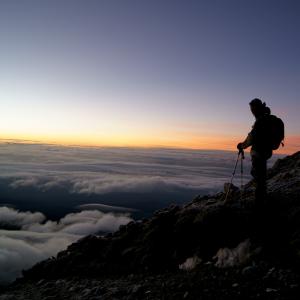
[0, 132, 298, 155]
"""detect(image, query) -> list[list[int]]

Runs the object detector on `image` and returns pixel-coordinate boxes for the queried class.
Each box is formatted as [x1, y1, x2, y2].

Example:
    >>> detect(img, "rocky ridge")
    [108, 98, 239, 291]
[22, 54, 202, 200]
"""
[1, 151, 300, 299]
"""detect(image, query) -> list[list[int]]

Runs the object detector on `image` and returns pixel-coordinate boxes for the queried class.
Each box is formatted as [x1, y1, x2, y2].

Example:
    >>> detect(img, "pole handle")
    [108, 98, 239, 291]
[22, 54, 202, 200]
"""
[239, 149, 245, 160]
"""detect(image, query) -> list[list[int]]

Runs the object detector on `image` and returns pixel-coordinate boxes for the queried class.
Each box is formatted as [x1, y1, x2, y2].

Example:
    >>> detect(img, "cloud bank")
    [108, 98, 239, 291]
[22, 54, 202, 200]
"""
[0, 206, 132, 284]
[0, 206, 45, 229]
[0, 143, 255, 197]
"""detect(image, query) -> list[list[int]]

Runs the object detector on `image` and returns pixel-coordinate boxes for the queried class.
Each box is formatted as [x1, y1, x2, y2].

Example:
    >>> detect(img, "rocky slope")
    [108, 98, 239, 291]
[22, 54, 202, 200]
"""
[1, 151, 300, 299]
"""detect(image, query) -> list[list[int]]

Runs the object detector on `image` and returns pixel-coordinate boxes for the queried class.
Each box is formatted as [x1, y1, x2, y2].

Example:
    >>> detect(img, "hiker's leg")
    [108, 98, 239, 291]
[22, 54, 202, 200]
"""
[255, 159, 267, 205]
[251, 155, 267, 208]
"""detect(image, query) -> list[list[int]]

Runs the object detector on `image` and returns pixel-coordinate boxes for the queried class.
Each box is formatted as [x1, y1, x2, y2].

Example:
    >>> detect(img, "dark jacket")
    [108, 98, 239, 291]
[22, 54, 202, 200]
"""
[243, 114, 273, 159]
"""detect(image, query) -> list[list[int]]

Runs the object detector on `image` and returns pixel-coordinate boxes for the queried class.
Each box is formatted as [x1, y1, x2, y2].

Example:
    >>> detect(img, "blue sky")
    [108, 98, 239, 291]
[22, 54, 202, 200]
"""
[0, 0, 299, 152]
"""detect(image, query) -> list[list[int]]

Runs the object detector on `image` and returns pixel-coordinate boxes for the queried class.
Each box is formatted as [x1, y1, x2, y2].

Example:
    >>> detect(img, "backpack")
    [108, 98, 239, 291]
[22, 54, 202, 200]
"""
[267, 115, 285, 150]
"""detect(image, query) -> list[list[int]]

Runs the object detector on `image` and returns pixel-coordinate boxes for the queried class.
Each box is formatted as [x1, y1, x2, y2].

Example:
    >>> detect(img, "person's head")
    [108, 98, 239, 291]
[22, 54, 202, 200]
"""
[249, 98, 271, 117]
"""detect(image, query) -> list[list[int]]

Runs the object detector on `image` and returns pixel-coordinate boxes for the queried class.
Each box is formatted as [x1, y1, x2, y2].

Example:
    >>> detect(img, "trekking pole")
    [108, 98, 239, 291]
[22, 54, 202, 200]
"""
[224, 151, 241, 203]
[240, 150, 245, 202]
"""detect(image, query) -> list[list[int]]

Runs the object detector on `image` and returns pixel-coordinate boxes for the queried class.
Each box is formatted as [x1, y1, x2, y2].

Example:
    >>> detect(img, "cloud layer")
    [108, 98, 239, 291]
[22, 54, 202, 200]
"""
[0, 206, 132, 284]
[0, 143, 255, 196]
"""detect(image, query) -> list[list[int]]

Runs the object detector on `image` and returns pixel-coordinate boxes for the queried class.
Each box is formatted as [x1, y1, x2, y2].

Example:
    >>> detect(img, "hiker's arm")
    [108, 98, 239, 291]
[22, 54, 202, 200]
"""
[237, 132, 253, 150]
[237, 120, 258, 150]
[240, 133, 253, 149]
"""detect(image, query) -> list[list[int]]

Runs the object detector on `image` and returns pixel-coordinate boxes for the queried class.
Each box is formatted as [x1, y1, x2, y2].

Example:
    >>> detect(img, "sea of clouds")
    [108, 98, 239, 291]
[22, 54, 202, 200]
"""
[0, 142, 253, 196]
[0, 206, 132, 284]
[0, 141, 282, 284]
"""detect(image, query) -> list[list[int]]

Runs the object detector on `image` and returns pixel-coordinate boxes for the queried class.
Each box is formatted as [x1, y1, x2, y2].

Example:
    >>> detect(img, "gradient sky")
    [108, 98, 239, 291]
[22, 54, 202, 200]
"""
[0, 0, 299, 153]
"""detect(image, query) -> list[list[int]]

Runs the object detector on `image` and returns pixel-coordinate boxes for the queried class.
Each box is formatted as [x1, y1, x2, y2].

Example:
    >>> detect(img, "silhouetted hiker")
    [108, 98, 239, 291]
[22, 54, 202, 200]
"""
[237, 98, 284, 209]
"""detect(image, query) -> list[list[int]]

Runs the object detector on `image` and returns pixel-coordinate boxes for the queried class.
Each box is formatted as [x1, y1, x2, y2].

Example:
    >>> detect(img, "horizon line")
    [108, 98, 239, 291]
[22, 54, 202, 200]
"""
[0, 137, 293, 155]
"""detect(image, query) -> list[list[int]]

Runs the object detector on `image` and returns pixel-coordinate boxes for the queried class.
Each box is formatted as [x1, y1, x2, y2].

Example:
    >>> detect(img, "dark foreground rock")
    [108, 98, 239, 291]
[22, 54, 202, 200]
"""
[1, 151, 300, 299]
[1, 263, 300, 300]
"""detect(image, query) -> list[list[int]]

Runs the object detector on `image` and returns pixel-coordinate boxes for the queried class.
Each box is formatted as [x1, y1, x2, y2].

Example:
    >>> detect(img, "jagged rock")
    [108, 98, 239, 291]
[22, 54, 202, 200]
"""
[224, 182, 239, 195]
[179, 256, 202, 271]
[0, 295, 15, 300]
[214, 239, 254, 268]
[241, 265, 258, 277]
